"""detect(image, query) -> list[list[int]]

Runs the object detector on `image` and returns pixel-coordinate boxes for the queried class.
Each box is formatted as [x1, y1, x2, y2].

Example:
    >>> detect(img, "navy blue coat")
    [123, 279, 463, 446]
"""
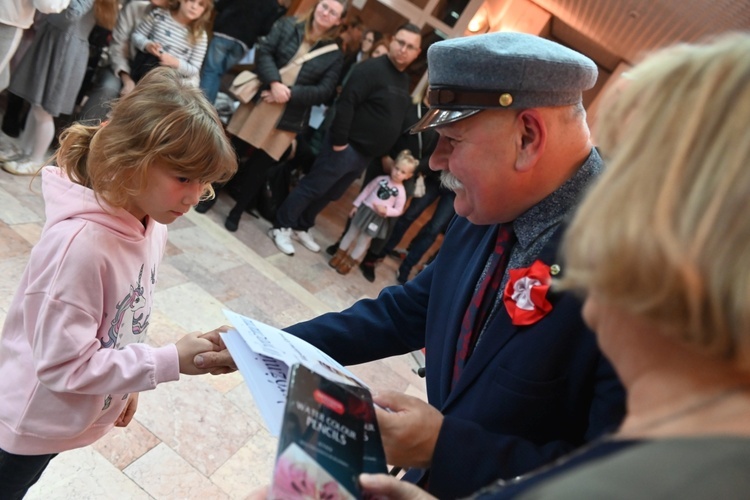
[287, 216, 625, 498]
[287, 218, 625, 498]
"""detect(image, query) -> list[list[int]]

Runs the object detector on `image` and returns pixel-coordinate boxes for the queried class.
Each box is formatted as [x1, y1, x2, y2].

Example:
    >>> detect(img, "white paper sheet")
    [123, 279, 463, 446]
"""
[221, 309, 367, 436]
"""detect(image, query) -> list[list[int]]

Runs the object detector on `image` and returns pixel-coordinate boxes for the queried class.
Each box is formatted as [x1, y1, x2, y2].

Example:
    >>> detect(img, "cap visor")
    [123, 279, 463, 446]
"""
[409, 108, 482, 134]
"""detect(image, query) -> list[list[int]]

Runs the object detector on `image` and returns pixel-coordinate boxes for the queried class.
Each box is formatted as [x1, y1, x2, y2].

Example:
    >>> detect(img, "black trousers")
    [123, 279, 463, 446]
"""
[0, 447, 57, 499]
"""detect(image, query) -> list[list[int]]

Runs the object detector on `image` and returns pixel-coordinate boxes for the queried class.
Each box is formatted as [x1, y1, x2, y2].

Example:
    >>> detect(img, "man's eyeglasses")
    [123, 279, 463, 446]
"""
[393, 38, 420, 52]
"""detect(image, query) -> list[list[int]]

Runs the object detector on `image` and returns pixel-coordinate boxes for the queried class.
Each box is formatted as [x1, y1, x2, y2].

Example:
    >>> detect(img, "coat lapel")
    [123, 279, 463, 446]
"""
[439, 225, 566, 411]
[435, 223, 497, 405]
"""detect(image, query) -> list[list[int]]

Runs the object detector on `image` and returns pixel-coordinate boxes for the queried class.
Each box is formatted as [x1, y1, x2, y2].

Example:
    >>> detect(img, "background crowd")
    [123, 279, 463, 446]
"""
[1, 0, 443, 284]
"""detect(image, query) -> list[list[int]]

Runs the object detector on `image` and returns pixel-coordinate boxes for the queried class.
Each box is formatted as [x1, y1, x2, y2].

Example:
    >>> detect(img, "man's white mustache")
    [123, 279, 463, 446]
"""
[440, 171, 464, 191]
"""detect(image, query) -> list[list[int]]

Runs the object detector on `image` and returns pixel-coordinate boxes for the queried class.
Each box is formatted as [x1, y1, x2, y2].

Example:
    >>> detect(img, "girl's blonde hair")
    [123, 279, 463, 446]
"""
[302, 0, 348, 43]
[559, 32, 750, 357]
[170, 0, 214, 45]
[394, 149, 418, 170]
[54, 67, 237, 208]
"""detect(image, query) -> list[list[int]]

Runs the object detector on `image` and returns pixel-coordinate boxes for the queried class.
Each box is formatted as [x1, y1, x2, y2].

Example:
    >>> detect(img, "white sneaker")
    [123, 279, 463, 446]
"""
[293, 229, 320, 253]
[268, 227, 295, 255]
[0, 134, 23, 161]
[2, 156, 41, 176]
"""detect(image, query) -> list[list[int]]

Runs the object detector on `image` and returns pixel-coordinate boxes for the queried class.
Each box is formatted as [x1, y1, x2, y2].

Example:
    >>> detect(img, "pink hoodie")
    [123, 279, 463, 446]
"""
[0, 167, 179, 455]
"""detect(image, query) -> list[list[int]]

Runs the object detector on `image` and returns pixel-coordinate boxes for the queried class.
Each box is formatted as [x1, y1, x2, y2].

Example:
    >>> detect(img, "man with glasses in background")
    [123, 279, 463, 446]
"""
[268, 23, 422, 256]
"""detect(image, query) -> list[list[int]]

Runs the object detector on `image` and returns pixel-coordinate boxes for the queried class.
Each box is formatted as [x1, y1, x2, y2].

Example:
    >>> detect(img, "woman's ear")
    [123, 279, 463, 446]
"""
[514, 109, 546, 172]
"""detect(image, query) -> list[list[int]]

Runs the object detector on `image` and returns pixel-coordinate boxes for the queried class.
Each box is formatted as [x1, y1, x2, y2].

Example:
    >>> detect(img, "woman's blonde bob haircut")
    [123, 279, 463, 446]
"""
[559, 32, 750, 357]
[54, 67, 237, 208]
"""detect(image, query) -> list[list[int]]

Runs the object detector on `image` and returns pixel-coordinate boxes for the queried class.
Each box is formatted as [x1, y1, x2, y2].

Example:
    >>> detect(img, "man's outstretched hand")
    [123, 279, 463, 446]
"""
[194, 326, 238, 375]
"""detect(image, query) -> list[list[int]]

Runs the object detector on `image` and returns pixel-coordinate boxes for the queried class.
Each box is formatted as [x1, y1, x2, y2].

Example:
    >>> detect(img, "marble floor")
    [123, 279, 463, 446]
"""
[0, 149, 430, 498]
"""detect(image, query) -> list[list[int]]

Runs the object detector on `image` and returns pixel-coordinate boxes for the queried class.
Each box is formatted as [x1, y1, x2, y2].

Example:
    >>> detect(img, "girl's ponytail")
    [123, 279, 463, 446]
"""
[53, 123, 100, 189]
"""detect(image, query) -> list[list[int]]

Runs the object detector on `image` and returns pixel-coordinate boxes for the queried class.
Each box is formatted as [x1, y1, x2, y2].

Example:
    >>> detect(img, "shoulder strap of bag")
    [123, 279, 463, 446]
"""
[417, 104, 424, 158]
[290, 43, 339, 66]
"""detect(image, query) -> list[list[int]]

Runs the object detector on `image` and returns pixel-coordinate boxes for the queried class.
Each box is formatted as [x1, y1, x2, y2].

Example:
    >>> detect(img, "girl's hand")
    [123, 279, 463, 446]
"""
[176, 332, 222, 375]
[269, 81, 291, 103]
[145, 41, 163, 56]
[158, 51, 180, 69]
[374, 203, 388, 216]
[349, 206, 358, 218]
[194, 326, 237, 375]
[115, 393, 139, 427]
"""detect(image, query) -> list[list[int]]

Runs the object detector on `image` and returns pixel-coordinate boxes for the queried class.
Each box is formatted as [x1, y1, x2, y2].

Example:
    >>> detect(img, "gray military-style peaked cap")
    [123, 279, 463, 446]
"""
[411, 32, 598, 132]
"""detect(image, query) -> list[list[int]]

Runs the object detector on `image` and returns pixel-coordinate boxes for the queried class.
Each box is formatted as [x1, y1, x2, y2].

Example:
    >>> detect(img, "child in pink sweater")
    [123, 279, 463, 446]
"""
[329, 149, 418, 274]
[0, 68, 236, 496]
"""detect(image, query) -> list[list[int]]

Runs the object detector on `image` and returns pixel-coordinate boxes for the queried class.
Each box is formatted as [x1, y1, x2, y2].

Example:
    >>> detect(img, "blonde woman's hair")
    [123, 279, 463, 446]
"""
[93, 0, 119, 31]
[54, 67, 237, 208]
[302, 0, 348, 43]
[169, 0, 214, 45]
[559, 32, 750, 357]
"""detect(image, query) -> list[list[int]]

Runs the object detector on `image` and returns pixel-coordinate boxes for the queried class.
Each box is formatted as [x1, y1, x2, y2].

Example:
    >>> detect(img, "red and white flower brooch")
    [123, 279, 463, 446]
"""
[502, 260, 555, 326]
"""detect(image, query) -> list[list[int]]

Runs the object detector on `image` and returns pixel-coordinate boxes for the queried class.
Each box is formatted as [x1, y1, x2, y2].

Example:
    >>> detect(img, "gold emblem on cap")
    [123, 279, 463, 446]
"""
[550, 264, 561, 276]
[499, 93, 513, 107]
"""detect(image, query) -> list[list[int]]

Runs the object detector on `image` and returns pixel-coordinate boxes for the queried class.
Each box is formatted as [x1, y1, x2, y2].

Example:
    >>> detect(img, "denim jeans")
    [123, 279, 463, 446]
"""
[398, 190, 456, 275]
[275, 134, 371, 231]
[383, 175, 450, 255]
[0, 448, 57, 499]
[199, 36, 247, 104]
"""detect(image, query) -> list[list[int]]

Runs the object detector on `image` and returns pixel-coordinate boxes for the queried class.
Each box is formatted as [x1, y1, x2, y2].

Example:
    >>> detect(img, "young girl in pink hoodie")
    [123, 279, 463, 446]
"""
[0, 67, 237, 497]
[329, 149, 418, 274]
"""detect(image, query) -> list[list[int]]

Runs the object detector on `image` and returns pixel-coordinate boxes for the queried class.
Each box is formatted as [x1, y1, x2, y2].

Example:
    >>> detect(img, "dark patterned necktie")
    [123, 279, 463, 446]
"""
[452, 223, 515, 389]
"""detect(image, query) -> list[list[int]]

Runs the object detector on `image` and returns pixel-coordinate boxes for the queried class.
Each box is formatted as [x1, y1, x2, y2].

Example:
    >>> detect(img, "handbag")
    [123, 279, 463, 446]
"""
[412, 103, 427, 198]
[413, 174, 426, 198]
[229, 43, 339, 104]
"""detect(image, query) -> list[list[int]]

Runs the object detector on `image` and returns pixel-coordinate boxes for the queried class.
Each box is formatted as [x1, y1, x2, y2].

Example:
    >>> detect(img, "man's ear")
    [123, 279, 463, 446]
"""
[514, 109, 546, 172]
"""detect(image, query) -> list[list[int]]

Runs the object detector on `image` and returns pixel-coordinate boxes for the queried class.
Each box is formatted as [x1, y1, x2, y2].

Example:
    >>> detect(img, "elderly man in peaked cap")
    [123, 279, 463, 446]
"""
[197, 32, 626, 498]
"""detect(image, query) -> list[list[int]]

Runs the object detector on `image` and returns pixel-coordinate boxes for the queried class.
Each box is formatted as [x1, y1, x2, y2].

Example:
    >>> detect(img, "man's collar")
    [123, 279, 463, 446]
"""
[512, 148, 603, 248]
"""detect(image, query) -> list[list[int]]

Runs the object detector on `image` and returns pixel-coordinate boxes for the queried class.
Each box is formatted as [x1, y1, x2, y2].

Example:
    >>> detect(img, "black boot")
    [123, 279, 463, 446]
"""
[194, 197, 217, 213]
[225, 206, 242, 232]
[396, 263, 411, 284]
[326, 241, 340, 256]
[358, 251, 380, 282]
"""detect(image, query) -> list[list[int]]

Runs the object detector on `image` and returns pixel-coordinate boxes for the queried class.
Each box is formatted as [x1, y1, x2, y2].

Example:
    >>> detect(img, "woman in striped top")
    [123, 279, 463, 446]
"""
[131, 0, 212, 86]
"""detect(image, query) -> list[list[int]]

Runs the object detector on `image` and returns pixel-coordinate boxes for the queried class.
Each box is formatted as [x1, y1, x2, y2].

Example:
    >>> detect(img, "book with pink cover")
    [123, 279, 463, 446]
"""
[269, 363, 386, 500]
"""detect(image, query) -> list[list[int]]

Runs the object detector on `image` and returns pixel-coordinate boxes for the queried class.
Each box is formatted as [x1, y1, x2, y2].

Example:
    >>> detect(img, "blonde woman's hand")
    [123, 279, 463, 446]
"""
[349, 206, 358, 218]
[358, 474, 436, 500]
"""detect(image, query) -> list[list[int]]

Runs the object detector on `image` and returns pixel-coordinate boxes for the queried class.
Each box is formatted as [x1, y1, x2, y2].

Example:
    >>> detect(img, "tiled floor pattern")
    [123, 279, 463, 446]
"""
[0, 158, 429, 499]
